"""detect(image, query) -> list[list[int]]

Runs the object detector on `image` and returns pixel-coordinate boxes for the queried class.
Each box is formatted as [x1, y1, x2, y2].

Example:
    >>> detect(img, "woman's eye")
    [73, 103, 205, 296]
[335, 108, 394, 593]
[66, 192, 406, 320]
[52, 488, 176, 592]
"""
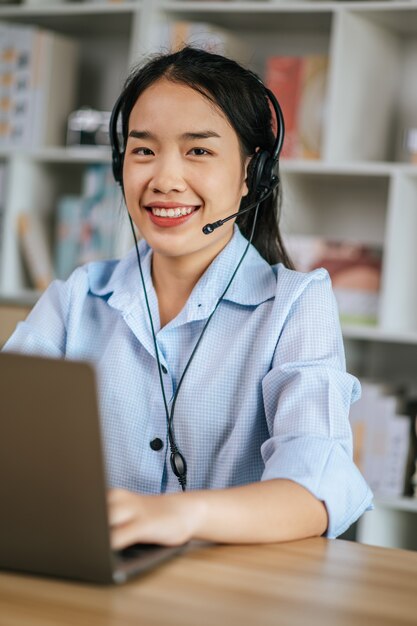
[188, 148, 210, 156]
[132, 147, 153, 156]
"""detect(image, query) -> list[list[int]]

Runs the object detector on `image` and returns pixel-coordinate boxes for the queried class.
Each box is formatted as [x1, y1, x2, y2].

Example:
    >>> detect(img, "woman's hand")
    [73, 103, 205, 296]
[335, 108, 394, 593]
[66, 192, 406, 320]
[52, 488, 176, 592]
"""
[107, 488, 203, 551]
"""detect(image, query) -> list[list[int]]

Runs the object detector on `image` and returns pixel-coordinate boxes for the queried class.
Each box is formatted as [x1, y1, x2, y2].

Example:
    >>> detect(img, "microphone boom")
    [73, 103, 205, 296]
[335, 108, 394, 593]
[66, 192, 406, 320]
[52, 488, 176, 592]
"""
[202, 178, 278, 235]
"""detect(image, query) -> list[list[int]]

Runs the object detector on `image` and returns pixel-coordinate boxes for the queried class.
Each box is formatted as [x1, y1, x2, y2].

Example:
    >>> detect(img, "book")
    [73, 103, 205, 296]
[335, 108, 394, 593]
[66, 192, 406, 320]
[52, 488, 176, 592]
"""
[31, 28, 79, 147]
[349, 381, 412, 498]
[265, 55, 328, 159]
[17, 211, 54, 291]
[4, 25, 34, 148]
[54, 165, 123, 280]
[285, 234, 383, 325]
[381, 414, 413, 498]
[404, 398, 417, 498]
[78, 165, 121, 266]
[0, 163, 7, 264]
[0, 24, 79, 148]
[54, 195, 83, 281]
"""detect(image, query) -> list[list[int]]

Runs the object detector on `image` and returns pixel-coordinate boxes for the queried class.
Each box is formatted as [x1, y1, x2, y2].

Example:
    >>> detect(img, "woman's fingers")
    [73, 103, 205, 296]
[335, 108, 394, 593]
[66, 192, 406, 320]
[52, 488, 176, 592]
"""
[107, 489, 141, 527]
[106, 488, 194, 550]
[107, 488, 129, 504]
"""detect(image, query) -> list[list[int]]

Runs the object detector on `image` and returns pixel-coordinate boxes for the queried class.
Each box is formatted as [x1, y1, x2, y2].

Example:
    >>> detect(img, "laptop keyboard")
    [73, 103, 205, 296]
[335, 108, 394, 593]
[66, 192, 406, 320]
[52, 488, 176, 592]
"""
[117, 543, 165, 561]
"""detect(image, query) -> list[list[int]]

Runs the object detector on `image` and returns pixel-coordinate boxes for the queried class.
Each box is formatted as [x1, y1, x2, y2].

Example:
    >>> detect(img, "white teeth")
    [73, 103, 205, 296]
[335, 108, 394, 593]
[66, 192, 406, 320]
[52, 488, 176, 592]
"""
[151, 206, 195, 218]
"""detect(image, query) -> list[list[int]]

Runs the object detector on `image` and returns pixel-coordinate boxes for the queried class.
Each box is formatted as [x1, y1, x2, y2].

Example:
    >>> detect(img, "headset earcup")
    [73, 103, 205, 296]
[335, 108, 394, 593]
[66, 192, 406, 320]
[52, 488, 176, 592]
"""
[248, 151, 272, 197]
[112, 152, 123, 186]
[109, 91, 125, 188]
[259, 155, 274, 190]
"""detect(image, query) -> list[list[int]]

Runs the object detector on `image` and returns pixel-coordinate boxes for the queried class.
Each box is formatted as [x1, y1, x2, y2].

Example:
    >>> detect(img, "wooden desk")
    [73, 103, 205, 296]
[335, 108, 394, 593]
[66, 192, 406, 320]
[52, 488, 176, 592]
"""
[1, 538, 417, 626]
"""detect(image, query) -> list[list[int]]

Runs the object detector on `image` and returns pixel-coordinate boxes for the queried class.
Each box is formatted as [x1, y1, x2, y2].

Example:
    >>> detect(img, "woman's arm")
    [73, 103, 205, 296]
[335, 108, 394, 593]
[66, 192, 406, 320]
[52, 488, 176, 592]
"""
[108, 479, 328, 550]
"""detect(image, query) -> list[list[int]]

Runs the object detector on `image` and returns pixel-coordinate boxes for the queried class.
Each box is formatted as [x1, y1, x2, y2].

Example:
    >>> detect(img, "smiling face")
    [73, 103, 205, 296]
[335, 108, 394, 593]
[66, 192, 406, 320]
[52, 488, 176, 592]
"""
[122, 78, 250, 271]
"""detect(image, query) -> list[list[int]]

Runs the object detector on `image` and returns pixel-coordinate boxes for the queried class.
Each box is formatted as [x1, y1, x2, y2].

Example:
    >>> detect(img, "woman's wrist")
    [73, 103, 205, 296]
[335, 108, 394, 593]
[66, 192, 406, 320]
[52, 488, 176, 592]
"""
[177, 490, 209, 542]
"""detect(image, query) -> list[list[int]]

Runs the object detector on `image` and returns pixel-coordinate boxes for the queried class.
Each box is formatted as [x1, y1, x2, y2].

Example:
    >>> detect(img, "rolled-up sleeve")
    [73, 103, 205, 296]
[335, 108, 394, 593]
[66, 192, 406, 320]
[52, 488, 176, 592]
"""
[260, 268, 374, 538]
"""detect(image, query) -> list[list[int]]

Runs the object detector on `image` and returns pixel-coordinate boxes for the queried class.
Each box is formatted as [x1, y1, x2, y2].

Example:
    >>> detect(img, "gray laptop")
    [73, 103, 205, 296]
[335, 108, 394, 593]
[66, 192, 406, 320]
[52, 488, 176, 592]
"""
[0, 351, 185, 584]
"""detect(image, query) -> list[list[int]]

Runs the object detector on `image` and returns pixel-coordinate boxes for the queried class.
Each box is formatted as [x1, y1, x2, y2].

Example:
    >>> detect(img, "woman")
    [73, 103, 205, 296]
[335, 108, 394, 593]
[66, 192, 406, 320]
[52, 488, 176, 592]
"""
[3, 46, 373, 549]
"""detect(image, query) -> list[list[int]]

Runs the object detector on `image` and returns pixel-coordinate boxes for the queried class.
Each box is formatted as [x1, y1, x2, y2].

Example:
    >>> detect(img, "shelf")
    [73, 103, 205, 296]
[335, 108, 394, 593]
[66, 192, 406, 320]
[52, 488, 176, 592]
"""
[342, 325, 417, 346]
[36, 146, 113, 163]
[0, 146, 113, 163]
[2, 1, 417, 37]
[0, 1, 141, 35]
[0, 0, 141, 16]
[374, 496, 417, 513]
[0, 290, 42, 308]
[3, 289, 417, 349]
[160, 1, 376, 13]
[162, 1, 337, 11]
[1, 149, 417, 176]
[160, 1, 333, 32]
[280, 160, 395, 177]
[353, 3, 417, 36]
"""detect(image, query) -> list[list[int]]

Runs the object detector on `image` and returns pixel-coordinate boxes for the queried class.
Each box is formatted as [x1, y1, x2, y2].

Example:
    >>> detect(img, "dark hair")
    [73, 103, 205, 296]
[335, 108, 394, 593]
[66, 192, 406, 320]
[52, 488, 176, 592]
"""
[118, 46, 293, 268]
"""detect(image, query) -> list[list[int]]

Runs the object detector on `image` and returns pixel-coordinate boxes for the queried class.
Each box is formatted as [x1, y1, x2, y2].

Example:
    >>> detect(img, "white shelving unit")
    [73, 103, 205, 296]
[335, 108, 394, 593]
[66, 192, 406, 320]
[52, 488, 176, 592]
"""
[1, 0, 417, 549]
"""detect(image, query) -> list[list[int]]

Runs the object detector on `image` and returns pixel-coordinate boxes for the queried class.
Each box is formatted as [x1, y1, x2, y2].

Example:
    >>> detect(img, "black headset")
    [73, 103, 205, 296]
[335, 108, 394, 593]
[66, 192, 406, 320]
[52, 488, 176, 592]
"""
[246, 85, 285, 199]
[109, 90, 125, 188]
[109, 81, 284, 201]
[108, 76, 285, 491]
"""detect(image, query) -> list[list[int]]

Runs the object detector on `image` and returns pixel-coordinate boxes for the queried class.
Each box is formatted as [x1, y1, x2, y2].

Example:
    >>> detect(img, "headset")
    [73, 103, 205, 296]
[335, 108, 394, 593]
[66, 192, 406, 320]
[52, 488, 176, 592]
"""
[109, 75, 285, 491]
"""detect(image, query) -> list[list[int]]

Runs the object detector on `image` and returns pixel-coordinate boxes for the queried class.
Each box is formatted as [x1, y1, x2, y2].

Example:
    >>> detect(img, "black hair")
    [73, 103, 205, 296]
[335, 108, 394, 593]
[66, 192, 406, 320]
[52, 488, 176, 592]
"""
[118, 45, 293, 268]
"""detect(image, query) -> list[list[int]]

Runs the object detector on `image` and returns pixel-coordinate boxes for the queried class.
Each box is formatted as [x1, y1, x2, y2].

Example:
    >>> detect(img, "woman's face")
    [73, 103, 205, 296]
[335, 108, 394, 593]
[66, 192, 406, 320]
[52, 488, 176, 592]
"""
[122, 78, 250, 265]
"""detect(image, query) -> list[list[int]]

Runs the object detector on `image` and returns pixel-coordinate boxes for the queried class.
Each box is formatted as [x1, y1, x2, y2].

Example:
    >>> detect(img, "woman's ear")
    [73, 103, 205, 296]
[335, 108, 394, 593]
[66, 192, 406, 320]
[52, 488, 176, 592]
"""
[242, 155, 253, 197]
[243, 147, 261, 197]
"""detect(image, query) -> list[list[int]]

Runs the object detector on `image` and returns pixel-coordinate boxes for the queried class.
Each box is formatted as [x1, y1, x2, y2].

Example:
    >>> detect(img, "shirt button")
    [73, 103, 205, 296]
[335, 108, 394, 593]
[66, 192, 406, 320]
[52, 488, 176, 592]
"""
[161, 365, 168, 374]
[150, 438, 164, 451]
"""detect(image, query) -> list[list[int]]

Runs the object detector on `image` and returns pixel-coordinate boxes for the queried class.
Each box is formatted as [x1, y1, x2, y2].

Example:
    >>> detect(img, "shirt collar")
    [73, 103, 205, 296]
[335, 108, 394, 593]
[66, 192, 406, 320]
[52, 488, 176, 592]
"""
[87, 225, 277, 318]
[188, 226, 277, 313]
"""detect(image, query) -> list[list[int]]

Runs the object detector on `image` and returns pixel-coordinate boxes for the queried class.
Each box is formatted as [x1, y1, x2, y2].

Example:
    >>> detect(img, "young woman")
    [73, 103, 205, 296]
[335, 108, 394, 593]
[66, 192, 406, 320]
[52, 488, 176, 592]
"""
[3, 46, 373, 549]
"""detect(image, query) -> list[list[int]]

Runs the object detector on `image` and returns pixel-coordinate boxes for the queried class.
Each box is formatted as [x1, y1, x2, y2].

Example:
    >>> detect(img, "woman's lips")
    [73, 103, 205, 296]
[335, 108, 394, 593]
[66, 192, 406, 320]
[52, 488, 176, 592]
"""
[145, 205, 200, 228]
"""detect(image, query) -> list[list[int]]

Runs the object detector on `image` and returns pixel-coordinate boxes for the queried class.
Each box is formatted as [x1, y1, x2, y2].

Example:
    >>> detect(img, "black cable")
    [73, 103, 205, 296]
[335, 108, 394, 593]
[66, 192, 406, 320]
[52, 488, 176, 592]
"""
[128, 215, 188, 490]
[128, 194, 263, 491]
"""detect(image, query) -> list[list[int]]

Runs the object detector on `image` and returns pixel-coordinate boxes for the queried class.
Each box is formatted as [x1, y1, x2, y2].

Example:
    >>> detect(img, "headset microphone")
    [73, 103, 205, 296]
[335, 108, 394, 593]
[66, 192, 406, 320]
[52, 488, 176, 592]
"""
[202, 177, 279, 235]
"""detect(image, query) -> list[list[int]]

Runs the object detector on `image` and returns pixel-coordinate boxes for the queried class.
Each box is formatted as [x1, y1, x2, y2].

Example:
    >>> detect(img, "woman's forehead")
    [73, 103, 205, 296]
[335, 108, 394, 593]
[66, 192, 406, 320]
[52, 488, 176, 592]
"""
[128, 78, 233, 135]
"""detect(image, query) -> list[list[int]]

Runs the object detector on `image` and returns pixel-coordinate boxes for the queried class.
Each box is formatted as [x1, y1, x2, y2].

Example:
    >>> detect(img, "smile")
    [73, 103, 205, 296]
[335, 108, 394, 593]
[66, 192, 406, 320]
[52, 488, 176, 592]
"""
[150, 206, 196, 218]
[145, 205, 201, 228]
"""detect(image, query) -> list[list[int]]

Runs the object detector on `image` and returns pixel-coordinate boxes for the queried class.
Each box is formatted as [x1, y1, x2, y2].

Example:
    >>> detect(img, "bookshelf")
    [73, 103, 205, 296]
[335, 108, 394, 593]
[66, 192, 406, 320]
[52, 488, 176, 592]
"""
[1, 0, 417, 550]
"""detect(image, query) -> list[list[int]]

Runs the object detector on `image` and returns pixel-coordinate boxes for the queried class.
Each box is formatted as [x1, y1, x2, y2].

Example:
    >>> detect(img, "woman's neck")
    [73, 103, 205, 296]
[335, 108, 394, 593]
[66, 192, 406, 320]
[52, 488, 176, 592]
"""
[151, 234, 233, 327]
[151, 254, 206, 328]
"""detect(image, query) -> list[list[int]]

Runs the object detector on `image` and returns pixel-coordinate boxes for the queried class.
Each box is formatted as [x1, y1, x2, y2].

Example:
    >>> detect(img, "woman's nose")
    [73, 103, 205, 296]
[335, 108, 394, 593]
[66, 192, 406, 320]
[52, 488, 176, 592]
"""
[149, 155, 187, 194]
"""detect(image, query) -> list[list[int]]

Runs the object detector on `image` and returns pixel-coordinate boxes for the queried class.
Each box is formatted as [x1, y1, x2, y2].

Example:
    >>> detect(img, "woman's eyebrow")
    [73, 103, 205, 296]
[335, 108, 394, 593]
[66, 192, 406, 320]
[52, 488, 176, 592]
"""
[128, 130, 221, 140]
[128, 130, 220, 141]
[181, 131, 221, 140]
[128, 130, 154, 139]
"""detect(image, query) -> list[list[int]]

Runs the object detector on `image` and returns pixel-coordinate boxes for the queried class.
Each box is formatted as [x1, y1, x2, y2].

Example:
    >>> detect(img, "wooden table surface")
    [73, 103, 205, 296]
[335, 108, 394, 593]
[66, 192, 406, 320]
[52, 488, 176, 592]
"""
[1, 537, 417, 626]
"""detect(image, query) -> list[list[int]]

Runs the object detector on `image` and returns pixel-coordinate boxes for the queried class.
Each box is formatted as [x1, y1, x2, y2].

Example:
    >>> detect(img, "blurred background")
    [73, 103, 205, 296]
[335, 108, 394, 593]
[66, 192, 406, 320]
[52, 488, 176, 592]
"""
[0, 0, 417, 551]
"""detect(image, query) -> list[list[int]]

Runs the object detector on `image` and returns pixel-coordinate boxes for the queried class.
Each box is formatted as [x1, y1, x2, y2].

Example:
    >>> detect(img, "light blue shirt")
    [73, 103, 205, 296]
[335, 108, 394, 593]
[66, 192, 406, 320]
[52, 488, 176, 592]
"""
[3, 226, 373, 538]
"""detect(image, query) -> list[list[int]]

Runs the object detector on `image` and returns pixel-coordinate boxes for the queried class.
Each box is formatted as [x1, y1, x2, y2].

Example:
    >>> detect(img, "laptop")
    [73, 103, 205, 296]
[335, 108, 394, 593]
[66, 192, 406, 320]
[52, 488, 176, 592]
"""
[0, 351, 185, 584]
